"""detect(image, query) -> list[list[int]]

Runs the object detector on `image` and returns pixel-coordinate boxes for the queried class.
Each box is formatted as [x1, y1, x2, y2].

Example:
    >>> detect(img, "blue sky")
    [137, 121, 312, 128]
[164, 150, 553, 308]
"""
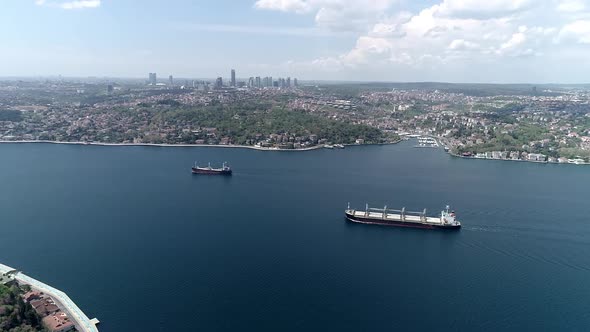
[2, 0, 590, 82]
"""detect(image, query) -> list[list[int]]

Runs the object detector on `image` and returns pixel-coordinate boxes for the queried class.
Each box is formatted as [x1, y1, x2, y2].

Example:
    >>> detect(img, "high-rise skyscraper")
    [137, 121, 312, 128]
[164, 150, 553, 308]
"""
[248, 77, 254, 88]
[286, 77, 291, 88]
[255, 76, 261, 88]
[230, 69, 236, 87]
[148, 73, 157, 85]
[293, 78, 298, 87]
[169, 75, 174, 86]
[216, 77, 223, 89]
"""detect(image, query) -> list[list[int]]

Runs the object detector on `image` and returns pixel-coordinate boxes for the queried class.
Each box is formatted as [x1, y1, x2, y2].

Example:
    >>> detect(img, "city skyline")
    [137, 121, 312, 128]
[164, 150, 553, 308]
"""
[145, 69, 299, 88]
[2, 0, 590, 83]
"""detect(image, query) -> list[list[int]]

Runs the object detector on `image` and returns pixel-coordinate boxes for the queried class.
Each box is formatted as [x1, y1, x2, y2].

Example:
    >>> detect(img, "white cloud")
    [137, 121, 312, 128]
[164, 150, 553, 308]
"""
[436, 0, 534, 19]
[497, 31, 527, 54]
[280, 0, 565, 77]
[254, 0, 588, 81]
[448, 39, 480, 50]
[341, 36, 393, 65]
[35, 0, 101, 9]
[557, 0, 586, 12]
[254, 0, 398, 31]
[369, 11, 412, 37]
[559, 20, 590, 43]
[254, 0, 311, 13]
[254, 0, 395, 13]
[309, 57, 345, 71]
[173, 23, 348, 37]
[60, 1, 100, 9]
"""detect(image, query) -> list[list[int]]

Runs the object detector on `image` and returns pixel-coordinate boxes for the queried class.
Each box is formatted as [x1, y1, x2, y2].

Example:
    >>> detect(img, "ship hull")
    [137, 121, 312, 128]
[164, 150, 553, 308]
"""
[345, 212, 460, 230]
[191, 168, 232, 175]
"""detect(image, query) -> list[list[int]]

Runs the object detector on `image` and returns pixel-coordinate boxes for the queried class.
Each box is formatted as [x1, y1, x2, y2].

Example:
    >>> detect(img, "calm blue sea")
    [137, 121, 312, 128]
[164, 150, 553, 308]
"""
[1, 141, 590, 331]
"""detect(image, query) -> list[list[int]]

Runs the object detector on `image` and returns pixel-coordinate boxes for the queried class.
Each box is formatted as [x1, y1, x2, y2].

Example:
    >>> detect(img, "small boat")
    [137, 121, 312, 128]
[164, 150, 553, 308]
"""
[334, 144, 345, 149]
[324, 145, 334, 149]
[192, 162, 232, 175]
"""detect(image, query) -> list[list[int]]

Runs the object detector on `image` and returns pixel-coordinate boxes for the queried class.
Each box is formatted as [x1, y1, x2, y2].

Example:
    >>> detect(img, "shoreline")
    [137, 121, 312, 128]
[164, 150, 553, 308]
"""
[0, 140, 401, 151]
[1, 139, 584, 165]
[447, 150, 589, 166]
[0, 140, 323, 151]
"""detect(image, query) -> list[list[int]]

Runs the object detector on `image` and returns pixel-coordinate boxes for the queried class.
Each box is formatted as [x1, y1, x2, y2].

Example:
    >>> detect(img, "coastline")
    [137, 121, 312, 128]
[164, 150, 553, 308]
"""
[3, 139, 583, 165]
[0, 139, 402, 151]
[0, 140, 323, 151]
[446, 150, 589, 166]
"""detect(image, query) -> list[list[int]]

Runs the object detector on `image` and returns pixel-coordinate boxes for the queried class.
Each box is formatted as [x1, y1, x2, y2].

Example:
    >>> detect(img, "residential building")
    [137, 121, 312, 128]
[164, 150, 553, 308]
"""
[42, 312, 75, 332]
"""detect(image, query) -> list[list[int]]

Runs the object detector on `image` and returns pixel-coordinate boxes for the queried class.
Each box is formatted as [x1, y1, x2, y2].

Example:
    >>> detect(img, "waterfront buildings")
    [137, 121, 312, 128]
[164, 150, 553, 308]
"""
[25, 291, 75, 332]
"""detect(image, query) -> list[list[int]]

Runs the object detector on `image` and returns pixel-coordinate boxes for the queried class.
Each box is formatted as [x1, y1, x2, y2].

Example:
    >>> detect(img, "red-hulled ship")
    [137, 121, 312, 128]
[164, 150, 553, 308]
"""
[192, 162, 232, 175]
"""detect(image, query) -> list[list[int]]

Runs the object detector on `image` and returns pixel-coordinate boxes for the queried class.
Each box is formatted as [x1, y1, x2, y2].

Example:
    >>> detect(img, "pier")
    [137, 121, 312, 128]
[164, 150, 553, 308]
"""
[414, 136, 440, 148]
[0, 262, 99, 332]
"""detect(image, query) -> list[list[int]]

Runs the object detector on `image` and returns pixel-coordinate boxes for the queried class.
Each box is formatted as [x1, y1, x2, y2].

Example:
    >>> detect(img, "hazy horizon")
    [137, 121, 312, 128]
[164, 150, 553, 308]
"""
[2, 75, 590, 86]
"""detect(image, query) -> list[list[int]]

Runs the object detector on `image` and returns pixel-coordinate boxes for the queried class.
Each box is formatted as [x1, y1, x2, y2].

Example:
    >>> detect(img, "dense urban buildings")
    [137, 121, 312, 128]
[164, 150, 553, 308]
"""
[145, 70, 298, 91]
[1, 75, 589, 162]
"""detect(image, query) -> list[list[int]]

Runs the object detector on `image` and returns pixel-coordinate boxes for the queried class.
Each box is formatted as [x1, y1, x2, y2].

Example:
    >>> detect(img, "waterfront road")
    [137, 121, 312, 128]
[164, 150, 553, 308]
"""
[0, 262, 99, 332]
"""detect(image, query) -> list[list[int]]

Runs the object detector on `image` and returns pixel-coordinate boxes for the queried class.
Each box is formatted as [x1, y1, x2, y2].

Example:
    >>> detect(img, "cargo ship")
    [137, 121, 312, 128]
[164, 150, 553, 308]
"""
[192, 162, 232, 175]
[345, 203, 461, 230]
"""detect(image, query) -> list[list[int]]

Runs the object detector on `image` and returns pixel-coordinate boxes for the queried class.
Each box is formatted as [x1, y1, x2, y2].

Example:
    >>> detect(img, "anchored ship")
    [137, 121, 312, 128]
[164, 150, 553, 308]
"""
[345, 203, 461, 230]
[192, 162, 232, 175]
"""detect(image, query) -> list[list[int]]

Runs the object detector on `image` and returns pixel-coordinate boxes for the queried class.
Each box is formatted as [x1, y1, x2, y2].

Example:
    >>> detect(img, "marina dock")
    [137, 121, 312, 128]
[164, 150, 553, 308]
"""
[0, 262, 99, 332]
[414, 136, 440, 148]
